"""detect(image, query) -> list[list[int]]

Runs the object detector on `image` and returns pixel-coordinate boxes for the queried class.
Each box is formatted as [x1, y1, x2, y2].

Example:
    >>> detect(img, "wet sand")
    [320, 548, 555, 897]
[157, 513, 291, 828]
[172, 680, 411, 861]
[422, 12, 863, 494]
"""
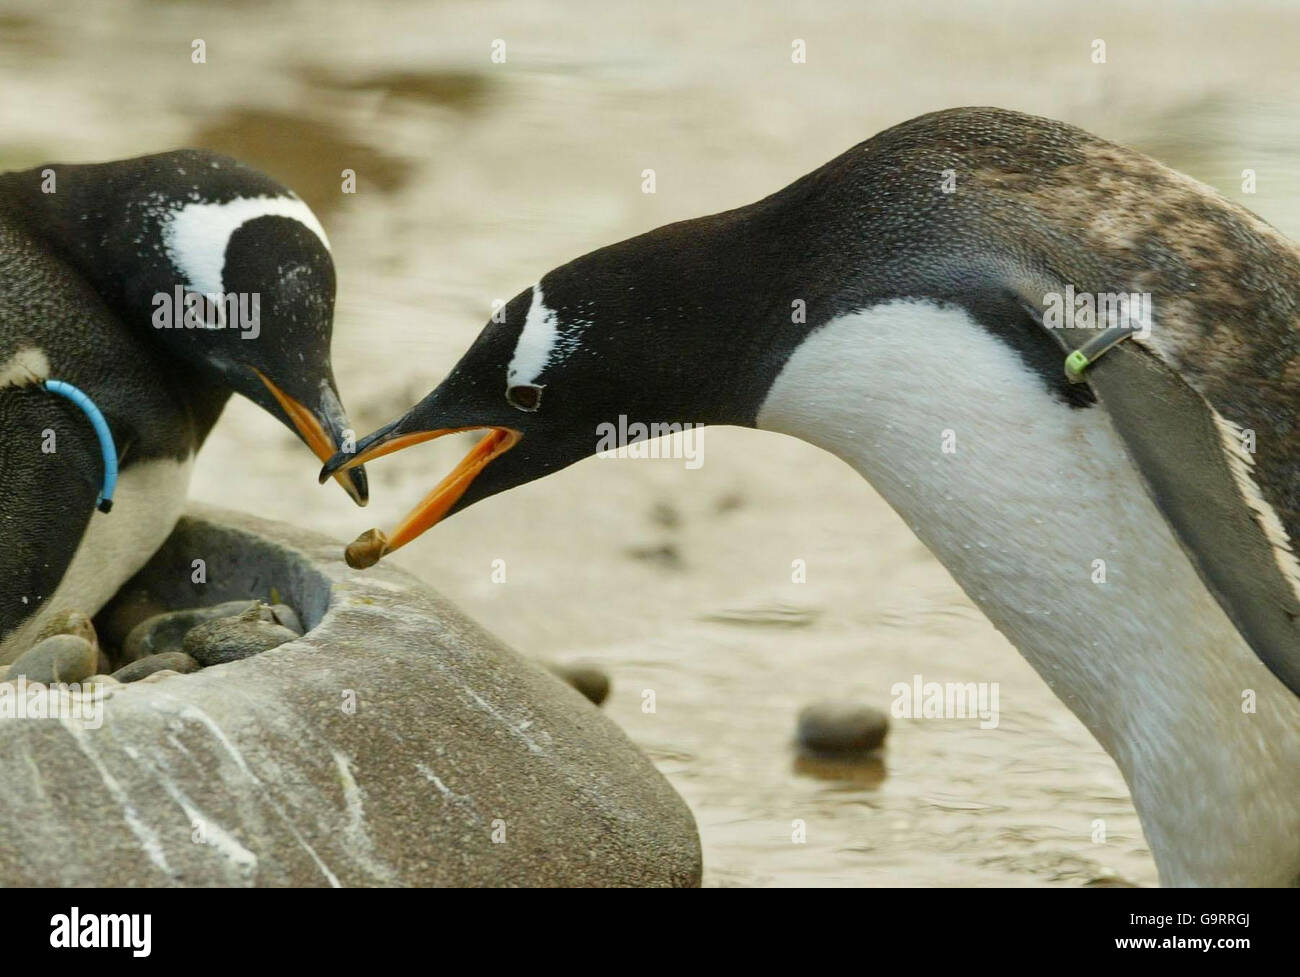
[7, 0, 1300, 885]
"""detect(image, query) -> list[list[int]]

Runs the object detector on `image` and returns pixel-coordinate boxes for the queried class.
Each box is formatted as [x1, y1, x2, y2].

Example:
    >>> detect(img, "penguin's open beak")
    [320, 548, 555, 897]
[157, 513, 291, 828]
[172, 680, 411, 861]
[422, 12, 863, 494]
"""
[255, 370, 370, 506]
[319, 421, 521, 568]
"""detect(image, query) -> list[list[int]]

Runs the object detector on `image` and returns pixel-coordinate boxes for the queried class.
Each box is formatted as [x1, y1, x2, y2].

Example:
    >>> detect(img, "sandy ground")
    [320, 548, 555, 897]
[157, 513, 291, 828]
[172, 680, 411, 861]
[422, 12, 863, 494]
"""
[7, 0, 1300, 885]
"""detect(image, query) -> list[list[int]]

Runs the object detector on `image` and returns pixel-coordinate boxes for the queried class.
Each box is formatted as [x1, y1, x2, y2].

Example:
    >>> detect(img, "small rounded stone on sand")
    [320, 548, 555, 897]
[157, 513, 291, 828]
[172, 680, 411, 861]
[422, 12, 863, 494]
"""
[796, 701, 889, 754]
[183, 609, 299, 666]
[346, 529, 389, 569]
[549, 664, 611, 706]
[6, 634, 99, 685]
[112, 652, 201, 683]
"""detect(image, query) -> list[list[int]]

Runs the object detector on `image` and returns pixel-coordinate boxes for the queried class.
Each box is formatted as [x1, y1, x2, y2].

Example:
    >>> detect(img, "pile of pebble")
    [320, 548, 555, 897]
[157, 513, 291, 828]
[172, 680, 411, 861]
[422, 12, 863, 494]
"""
[2, 599, 304, 690]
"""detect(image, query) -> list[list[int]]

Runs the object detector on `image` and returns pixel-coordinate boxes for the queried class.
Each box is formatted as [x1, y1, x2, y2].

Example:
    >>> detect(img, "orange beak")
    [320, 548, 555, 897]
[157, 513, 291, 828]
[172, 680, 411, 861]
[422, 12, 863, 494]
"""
[333, 426, 521, 568]
[255, 370, 368, 506]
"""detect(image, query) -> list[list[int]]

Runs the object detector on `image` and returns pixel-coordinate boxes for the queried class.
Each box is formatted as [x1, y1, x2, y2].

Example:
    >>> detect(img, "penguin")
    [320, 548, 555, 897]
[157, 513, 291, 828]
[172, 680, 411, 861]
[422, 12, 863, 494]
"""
[322, 107, 1300, 886]
[0, 149, 368, 659]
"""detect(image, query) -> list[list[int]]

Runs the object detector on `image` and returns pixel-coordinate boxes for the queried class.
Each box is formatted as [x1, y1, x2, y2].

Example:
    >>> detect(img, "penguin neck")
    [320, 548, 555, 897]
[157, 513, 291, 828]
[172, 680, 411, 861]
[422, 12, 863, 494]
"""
[176, 367, 233, 448]
[755, 298, 1300, 885]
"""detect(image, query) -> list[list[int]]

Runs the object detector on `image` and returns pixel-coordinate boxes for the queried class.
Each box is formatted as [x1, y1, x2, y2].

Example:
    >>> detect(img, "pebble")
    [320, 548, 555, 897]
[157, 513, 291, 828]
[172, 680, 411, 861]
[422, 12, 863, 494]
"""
[796, 701, 889, 754]
[122, 600, 261, 661]
[182, 608, 299, 666]
[30, 610, 112, 674]
[265, 603, 304, 635]
[112, 652, 200, 683]
[5, 635, 99, 685]
[34, 609, 98, 647]
[549, 664, 611, 706]
[135, 669, 180, 685]
[345, 528, 389, 570]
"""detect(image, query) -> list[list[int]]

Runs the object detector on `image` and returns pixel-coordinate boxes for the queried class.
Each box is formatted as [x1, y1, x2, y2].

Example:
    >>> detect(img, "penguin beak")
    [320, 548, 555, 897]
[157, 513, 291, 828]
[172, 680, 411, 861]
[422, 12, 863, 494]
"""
[255, 370, 370, 506]
[320, 420, 521, 568]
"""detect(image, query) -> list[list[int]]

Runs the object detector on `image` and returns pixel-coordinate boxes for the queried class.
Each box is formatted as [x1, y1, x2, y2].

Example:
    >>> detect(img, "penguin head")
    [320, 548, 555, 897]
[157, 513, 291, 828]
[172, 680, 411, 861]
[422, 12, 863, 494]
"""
[152, 192, 370, 505]
[6, 150, 368, 504]
[321, 248, 756, 562]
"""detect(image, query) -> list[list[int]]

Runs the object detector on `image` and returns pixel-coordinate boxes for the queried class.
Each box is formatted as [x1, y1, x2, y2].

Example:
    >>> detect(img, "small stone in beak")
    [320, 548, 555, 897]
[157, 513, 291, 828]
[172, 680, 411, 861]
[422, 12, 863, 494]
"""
[345, 528, 389, 570]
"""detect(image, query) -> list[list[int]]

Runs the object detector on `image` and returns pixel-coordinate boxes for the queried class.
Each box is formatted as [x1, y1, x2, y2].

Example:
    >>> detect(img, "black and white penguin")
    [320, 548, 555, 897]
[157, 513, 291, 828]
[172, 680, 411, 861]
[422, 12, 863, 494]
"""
[0, 149, 367, 658]
[324, 107, 1300, 886]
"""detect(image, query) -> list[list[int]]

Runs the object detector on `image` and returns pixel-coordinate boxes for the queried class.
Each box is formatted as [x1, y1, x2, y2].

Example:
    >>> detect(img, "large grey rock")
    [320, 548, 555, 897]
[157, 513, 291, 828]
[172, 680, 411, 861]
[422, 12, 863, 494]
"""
[0, 504, 700, 887]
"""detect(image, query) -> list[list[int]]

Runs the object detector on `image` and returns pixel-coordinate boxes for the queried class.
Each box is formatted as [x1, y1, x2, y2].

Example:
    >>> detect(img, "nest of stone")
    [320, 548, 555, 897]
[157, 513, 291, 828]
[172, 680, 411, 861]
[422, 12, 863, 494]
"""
[2, 598, 304, 691]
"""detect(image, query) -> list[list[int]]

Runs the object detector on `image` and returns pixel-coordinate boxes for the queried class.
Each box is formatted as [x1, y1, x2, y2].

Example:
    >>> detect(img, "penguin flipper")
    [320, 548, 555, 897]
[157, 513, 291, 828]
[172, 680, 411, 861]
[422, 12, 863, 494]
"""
[0, 385, 100, 650]
[1087, 343, 1300, 694]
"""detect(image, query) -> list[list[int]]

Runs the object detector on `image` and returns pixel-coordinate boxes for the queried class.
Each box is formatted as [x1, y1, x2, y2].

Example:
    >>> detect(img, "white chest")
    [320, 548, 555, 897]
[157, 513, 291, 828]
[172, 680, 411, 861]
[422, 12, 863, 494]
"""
[756, 299, 1300, 885]
[0, 456, 193, 664]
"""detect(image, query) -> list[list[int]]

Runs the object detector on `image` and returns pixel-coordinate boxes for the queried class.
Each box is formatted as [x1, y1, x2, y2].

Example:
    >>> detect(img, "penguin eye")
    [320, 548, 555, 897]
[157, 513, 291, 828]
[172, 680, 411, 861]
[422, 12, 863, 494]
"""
[506, 383, 544, 412]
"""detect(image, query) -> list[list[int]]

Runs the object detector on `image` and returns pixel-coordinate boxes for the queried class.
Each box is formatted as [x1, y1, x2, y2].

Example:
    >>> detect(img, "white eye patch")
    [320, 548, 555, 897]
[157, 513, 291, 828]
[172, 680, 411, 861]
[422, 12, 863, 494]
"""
[505, 281, 591, 392]
[162, 195, 330, 300]
[506, 283, 560, 388]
